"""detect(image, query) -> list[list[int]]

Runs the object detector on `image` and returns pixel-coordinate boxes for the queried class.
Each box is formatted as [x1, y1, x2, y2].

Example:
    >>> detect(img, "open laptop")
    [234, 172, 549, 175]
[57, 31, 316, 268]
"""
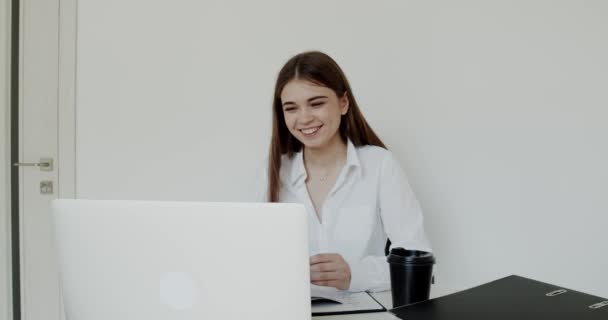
[51, 199, 311, 320]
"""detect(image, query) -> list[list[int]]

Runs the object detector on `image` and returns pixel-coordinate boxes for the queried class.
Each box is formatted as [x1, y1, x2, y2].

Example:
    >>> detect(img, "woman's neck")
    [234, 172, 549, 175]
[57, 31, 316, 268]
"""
[303, 135, 347, 169]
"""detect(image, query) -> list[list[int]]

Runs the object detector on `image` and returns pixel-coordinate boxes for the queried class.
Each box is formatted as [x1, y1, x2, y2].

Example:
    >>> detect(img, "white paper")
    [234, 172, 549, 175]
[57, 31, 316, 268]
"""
[310, 285, 384, 314]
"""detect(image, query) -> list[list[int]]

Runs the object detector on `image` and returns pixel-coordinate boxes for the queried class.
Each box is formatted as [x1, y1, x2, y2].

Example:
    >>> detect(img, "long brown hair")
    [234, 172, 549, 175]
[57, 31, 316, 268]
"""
[267, 51, 386, 202]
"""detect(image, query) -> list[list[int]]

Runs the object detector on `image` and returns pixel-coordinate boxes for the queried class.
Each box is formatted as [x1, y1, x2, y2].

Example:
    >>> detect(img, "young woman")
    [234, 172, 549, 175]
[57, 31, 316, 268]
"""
[263, 51, 432, 292]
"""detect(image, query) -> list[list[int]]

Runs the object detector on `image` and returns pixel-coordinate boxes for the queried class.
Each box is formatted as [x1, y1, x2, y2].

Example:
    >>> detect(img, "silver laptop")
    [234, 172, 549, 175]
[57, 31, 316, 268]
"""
[51, 199, 311, 320]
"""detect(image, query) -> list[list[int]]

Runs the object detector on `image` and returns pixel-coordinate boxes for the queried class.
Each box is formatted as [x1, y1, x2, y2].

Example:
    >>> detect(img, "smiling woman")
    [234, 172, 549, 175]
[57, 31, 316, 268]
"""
[260, 51, 433, 292]
[281, 80, 348, 151]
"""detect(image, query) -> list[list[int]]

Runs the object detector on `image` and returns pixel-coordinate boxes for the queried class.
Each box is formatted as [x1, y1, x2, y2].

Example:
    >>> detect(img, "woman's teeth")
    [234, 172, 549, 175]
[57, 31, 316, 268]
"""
[301, 126, 321, 135]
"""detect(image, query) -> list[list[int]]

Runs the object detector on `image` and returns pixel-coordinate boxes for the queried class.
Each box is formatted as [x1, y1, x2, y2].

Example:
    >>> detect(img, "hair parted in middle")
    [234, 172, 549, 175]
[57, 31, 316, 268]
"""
[267, 51, 386, 202]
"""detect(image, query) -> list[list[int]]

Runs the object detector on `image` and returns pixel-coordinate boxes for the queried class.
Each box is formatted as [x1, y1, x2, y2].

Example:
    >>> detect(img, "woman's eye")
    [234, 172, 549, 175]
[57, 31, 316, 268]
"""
[284, 107, 296, 112]
[311, 102, 325, 107]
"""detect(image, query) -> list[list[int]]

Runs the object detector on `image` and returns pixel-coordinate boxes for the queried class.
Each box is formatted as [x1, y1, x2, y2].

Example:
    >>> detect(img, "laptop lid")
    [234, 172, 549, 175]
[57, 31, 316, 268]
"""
[51, 199, 311, 320]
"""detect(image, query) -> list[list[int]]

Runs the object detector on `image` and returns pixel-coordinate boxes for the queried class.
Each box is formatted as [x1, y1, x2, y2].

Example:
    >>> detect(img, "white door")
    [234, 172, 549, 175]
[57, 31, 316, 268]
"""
[16, 0, 76, 319]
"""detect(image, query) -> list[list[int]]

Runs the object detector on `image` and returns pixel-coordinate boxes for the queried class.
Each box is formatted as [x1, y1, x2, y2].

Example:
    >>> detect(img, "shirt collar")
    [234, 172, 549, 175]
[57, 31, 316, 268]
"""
[290, 139, 361, 186]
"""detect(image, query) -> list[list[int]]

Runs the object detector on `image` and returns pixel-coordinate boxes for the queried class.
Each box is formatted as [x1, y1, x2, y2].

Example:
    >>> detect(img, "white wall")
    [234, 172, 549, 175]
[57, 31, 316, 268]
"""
[75, 0, 608, 297]
[1, 0, 12, 317]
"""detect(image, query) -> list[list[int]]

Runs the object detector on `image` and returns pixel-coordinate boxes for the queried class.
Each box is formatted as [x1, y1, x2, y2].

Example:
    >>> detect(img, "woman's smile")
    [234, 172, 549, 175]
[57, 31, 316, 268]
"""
[300, 125, 323, 137]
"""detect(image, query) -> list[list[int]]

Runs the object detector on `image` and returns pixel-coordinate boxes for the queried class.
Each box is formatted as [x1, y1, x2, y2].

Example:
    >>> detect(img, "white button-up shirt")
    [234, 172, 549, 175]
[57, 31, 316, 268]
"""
[257, 139, 432, 292]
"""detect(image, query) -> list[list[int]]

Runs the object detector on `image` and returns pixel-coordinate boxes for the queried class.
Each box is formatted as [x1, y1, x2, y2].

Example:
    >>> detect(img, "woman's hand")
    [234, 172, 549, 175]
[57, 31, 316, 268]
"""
[309, 253, 351, 290]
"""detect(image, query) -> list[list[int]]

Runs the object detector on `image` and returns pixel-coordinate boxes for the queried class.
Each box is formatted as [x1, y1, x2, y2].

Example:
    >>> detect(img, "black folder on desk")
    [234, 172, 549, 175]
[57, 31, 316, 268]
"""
[391, 275, 608, 320]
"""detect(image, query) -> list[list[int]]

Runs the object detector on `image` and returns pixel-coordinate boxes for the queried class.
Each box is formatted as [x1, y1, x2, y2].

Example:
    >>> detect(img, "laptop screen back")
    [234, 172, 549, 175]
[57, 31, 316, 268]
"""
[52, 200, 310, 320]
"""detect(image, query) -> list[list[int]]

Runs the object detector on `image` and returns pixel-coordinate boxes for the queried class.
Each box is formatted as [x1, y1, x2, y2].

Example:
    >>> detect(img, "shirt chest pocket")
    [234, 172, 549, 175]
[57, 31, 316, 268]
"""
[331, 205, 378, 250]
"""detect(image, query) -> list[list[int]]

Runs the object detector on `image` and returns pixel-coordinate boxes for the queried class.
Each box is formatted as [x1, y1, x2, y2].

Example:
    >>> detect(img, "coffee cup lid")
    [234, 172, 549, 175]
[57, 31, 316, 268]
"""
[387, 248, 435, 265]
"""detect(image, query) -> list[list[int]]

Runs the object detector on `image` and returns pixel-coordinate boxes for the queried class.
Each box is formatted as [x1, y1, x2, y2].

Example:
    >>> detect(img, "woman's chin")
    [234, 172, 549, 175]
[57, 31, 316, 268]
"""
[301, 138, 329, 150]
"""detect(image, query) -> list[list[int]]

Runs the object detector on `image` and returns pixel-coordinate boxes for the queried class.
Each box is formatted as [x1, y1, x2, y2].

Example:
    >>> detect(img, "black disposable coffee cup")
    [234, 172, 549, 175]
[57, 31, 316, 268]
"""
[387, 248, 435, 308]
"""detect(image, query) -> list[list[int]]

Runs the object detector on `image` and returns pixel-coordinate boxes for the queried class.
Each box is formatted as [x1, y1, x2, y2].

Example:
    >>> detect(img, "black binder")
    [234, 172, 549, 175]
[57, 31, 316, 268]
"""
[391, 275, 608, 320]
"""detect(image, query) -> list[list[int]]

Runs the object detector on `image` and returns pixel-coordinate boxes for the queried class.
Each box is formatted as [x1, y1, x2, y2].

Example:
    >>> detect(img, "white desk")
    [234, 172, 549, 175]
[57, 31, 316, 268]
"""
[313, 285, 454, 319]
[313, 290, 397, 320]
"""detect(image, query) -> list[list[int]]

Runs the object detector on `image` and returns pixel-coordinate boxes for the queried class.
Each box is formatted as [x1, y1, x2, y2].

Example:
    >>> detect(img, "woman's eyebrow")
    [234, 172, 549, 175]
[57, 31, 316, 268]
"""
[282, 95, 327, 106]
[308, 95, 328, 102]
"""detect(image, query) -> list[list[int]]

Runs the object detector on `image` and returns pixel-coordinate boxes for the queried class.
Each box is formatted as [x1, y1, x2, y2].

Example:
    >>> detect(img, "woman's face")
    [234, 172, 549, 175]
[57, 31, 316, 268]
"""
[280, 79, 349, 150]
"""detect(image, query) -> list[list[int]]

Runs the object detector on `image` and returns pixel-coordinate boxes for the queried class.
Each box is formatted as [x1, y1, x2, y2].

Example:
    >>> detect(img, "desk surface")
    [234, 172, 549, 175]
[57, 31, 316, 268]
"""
[313, 285, 454, 320]
[313, 290, 397, 320]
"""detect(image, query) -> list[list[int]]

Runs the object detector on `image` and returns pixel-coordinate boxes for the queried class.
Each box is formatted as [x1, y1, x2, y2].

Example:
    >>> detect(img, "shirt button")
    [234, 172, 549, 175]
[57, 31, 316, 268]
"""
[322, 205, 330, 225]
[318, 229, 326, 252]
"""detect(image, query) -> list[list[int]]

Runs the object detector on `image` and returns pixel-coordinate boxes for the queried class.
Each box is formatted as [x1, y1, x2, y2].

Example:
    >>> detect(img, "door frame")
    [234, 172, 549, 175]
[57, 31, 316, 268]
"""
[57, 0, 77, 200]
[1, 0, 15, 319]
[2, 0, 78, 319]
[56, 0, 78, 317]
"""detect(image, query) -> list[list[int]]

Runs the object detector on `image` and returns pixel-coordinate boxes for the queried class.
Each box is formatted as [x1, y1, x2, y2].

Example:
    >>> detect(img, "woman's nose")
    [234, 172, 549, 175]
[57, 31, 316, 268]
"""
[298, 108, 314, 123]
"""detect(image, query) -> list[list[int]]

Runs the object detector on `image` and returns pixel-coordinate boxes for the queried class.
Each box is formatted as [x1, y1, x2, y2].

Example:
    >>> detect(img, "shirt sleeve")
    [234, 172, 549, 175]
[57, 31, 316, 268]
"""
[379, 152, 433, 253]
[347, 151, 432, 292]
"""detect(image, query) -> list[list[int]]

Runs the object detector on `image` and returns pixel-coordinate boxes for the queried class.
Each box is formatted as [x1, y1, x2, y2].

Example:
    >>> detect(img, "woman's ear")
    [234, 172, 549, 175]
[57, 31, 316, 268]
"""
[340, 92, 350, 115]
